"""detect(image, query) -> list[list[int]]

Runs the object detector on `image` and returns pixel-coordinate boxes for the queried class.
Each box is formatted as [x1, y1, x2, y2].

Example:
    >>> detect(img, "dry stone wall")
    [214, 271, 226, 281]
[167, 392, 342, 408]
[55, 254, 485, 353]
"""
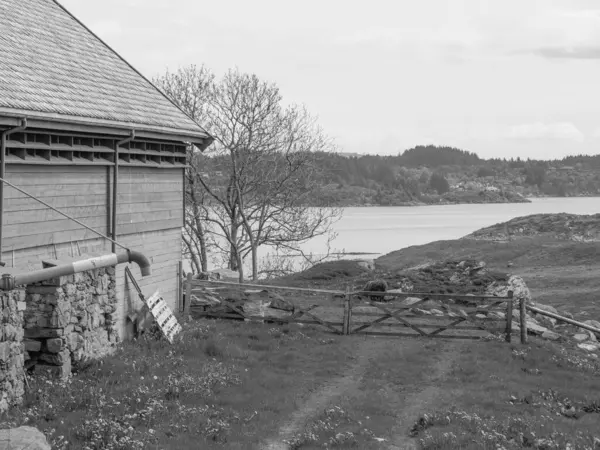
[0, 289, 25, 413]
[23, 265, 118, 379]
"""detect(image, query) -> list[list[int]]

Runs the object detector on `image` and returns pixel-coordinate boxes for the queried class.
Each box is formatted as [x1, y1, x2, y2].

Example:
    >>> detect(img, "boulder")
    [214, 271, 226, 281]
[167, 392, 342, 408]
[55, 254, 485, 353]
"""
[526, 320, 548, 336]
[537, 315, 556, 329]
[0, 426, 51, 450]
[356, 259, 375, 271]
[541, 330, 560, 341]
[486, 275, 532, 306]
[583, 320, 600, 330]
[430, 309, 445, 316]
[574, 333, 590, 342]
[578, 342, 600, 352]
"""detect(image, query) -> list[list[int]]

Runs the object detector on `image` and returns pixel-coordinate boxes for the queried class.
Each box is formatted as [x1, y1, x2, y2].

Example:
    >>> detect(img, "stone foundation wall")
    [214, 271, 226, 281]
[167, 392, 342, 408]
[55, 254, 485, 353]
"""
[0, 289, 25, 413]
[24, 265, 118, 378]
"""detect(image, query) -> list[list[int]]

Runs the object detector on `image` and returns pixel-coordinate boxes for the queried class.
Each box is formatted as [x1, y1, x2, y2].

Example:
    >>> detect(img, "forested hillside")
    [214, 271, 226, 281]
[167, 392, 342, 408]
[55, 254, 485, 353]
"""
[200, 145, 600, 207]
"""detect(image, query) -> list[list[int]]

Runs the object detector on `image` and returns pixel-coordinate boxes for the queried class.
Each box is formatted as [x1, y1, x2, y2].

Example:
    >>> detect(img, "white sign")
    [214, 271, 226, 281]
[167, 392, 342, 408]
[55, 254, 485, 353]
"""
[146, 290, 182, 343]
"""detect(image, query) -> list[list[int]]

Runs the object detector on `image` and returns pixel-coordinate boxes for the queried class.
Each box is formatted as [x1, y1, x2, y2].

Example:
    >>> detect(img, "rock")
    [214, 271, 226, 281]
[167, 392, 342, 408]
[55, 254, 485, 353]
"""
[268, 293, 294, 312]
[430, 309, 444, 316]
[578, 342, 600, 352]
[526, 320, 548, 336]
[486, 275, 532, 306]
[574, 333, 590, 342]
[488, 311, 506, 320]
[0, 426, 51, 449]
[475, 314, 487, 320]
[356, 259, 375, 271]
[45, 338, 64, 353]
[563, 311, 574, 320]
[541, 330, 560, 341]
[535, 304, 559, 315]
[583, 320, 600, 330]
[537, 315, 556, 329]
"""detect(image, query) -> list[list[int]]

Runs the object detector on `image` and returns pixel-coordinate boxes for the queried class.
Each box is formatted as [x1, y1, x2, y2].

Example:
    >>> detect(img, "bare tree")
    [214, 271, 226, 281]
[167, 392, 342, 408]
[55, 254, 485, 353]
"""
[156, 65, 342, 281]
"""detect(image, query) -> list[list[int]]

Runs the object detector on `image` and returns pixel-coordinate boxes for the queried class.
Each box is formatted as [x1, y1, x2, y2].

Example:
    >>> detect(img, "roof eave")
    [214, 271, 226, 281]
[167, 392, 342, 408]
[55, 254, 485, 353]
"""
[0, 108, 213, 150]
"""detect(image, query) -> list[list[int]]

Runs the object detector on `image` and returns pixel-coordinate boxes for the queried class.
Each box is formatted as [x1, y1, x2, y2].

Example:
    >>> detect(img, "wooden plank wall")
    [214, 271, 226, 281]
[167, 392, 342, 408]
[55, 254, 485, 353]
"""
[2, 164, 184, 339]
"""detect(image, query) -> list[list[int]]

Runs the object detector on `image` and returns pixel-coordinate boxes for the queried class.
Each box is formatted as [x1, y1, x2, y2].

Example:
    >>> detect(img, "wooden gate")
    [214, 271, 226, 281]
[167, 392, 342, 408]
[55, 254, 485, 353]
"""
[183, 277, 514, 342]
[346, 291, 514, 341]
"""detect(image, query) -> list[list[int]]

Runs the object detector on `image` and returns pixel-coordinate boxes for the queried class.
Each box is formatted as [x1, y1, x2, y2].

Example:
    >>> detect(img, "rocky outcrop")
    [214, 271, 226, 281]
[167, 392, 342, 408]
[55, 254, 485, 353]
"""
[463, 213, 600, 242]
[0, 289, 25, 413]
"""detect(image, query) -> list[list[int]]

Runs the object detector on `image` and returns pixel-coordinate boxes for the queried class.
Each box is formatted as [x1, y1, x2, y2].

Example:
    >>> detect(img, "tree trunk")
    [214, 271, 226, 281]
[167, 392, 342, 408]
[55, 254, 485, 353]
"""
[228, 225, 239, 271]
[251, 244, 258, 281]
[194, 212, 208, 272]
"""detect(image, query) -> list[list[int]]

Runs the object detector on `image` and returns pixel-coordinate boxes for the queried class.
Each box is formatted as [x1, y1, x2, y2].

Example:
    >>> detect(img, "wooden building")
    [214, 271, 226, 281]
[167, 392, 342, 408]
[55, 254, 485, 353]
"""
[0, 0, 212, 337]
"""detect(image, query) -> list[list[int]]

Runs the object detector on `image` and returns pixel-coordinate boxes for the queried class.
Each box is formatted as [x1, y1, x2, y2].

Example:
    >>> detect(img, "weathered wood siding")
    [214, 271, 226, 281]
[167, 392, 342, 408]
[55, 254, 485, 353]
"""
[2, 164, 184, 338]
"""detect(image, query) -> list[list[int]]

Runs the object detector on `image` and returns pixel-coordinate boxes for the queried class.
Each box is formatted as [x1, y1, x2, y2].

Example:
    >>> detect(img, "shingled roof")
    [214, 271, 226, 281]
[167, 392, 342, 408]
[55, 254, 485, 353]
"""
[0, 0, 211, 145]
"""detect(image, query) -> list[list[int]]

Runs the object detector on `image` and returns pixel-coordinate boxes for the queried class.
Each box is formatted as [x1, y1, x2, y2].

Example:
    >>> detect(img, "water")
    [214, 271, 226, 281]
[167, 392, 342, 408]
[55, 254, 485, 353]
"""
[297, 197, 600, 260]
[188, 197, 600, 274]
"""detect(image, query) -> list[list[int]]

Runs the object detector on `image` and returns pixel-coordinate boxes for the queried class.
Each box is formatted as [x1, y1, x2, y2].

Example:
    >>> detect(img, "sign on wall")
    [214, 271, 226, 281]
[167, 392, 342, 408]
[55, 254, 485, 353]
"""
[146, 290, 182, 343]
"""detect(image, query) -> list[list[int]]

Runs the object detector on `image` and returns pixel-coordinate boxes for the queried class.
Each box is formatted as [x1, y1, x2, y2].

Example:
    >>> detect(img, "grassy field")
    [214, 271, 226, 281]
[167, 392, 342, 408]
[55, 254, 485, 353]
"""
[1, 317, 599, 449]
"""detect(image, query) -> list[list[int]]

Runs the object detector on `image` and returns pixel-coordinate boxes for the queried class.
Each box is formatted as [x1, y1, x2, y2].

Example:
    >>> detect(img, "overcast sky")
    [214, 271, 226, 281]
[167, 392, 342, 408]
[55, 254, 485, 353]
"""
[60, 0, 600, 160]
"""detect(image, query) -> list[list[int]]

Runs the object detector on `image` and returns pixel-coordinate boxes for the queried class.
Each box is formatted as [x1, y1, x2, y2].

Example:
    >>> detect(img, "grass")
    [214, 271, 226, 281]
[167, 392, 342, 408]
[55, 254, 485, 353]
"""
[409, 339, 600, 449]
[0, 320, 358, 449]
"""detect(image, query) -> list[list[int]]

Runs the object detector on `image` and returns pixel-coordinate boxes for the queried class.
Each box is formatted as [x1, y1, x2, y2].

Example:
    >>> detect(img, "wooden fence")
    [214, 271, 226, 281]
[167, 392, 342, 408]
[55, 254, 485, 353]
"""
[182, 275, 518, 342]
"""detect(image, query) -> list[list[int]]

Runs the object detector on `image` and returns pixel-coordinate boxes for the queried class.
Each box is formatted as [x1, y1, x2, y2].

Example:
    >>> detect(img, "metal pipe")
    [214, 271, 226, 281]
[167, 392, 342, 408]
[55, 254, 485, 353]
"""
[112, 130, 135, 253]
[0, 250, 151, 291]
[0, 118, 28, 265]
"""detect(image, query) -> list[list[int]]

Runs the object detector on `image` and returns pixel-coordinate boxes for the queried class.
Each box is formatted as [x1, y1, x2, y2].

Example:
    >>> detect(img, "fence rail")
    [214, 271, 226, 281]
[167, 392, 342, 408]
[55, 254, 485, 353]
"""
[183, 277, 515, 341]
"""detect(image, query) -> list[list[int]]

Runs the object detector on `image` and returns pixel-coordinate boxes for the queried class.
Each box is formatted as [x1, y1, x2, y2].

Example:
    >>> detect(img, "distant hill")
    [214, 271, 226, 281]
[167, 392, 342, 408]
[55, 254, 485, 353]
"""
[198, 145, 600, 207]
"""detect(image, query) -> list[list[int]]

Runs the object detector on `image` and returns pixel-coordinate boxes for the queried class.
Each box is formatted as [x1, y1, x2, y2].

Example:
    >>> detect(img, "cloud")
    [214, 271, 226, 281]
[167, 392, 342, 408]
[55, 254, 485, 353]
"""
[507, 122, 585, 142]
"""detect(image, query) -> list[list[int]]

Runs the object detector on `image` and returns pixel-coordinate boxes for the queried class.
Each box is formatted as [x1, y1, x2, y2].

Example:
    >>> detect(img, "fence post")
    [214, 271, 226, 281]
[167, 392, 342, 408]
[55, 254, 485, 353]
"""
[520, 296, 528, 345]
[184, 273, 192, 319]
[505, 290, 513, 343]
[343, 286, 352, 335]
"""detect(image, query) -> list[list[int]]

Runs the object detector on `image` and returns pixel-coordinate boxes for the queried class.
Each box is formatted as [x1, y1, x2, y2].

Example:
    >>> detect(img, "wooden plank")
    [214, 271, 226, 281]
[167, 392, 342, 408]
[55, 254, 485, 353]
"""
[6, 164, 106, 175]
[505, 300, 513, 343]
[192, 280, 345, 296]
[115, 209, 183, 226]
[351, 321, 506, 331]
[357, 331, 485, 340]
[118, 218, 183, 235]
[4, 205, 108, 226]
[368, 302, 428, 336]
[353, 291, 511, 301]
[4, 184, 107, 199]
[190, 312, 344, 327]
[4, 215, 107, 238]
[352, 314, 393, 333]
[4, 191, 182, 212]
[3, 226, 110, 251]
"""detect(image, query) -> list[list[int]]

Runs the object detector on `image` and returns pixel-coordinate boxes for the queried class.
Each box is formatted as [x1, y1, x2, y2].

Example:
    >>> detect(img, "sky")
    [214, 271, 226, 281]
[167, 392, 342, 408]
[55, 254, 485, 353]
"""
[60, 0, 600, 160]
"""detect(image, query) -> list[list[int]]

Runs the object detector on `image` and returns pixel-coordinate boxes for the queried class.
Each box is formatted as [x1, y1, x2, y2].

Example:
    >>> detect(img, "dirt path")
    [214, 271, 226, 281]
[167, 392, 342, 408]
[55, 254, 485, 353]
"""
[260, 337, 463, 450]
[261, 337, 384, 450]
[386, 340, 464, 450]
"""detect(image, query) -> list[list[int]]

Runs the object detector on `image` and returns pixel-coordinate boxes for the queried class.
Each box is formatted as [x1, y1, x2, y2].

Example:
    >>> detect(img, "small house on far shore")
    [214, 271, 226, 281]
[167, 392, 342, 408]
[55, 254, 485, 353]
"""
[0, 0, 212, 338]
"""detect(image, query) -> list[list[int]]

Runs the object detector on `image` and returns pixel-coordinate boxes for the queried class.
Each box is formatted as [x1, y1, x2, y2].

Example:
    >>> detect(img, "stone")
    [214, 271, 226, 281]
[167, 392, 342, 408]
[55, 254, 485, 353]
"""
[0, 426, 51, 449]
[356, 259, 375, 271]
[583, 320, 600, 330]
[542, 330, 561, 341]
[17, 301, 26, 311]
[537, 315, 556, 329]
[486, 275, 531, 306]
[39, 349, 70, 366]
[209, 268, 239, 281]
[46, 338, 64, 353]
[0, 342, 10, 362]
[475, 314, 487, 319]
[23, 339, 42, 352]
[488, 311, 506, 320]
[563, 311, 574, 319]
[574, 333, 590, 342]
[578, 342, 600, 352]
[526, 320, 548, 336]
[24, 327, 63, 339]
[535, 304, 559, 316]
